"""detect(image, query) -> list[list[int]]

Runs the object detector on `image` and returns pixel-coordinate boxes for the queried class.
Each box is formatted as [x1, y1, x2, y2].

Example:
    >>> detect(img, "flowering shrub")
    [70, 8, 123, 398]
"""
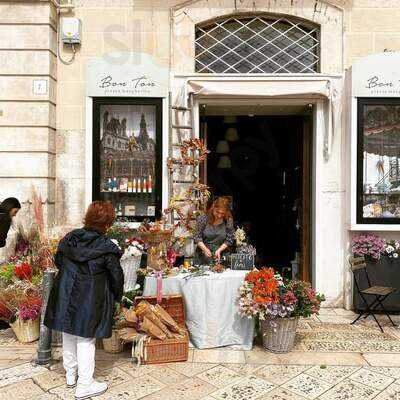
[14, 262, 33, 281]
[351, 234, 386, 260]
[238, 268, 325, 321]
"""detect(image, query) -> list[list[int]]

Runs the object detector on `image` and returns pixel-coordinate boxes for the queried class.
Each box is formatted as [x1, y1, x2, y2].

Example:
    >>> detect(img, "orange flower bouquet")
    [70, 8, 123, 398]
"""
[238, 268, 325, 321]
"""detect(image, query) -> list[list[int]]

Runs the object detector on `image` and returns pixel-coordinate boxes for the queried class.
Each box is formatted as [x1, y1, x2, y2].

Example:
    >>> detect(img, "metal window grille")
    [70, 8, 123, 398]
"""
[195, 15, 320, 74]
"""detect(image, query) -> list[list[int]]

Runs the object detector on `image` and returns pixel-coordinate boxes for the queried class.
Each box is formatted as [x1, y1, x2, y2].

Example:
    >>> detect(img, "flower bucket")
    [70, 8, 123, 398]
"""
[102, 330, 122, 353]
[10, 318, 40, 343]
[260, 316, 299, 353]
[121, 256, 141, 292]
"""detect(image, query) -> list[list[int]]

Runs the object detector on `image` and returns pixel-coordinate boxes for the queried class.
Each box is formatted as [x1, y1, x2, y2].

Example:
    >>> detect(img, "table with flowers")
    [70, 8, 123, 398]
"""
[143, 269, 255, 350]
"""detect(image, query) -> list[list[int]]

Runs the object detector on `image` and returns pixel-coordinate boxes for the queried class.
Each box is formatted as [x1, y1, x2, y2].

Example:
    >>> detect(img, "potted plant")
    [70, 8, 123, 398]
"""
[0, 280, 42, 343]
[351, 234, 400, 313]
[238, 267, 325, 353]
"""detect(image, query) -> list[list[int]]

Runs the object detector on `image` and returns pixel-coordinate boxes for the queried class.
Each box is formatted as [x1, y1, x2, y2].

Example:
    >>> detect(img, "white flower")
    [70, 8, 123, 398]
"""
[386, 245, 394, 253]
[393, 253, 399, 258]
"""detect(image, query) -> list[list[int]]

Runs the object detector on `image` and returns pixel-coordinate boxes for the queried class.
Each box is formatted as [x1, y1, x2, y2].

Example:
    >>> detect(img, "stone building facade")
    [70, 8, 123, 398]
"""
[2, 0, 400, 307]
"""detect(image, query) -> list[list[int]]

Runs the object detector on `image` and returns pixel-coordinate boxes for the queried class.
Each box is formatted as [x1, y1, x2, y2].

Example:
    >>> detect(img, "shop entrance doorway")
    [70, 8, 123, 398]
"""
[200, 103, 312, 282]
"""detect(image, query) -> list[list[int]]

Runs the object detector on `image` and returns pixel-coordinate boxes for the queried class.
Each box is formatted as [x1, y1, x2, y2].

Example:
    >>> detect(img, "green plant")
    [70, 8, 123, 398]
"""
[0, 264, 15, 284]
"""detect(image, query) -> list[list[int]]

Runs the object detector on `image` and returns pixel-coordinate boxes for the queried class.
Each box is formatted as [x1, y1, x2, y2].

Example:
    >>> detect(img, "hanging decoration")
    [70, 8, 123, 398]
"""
[167, 139, 210, 171]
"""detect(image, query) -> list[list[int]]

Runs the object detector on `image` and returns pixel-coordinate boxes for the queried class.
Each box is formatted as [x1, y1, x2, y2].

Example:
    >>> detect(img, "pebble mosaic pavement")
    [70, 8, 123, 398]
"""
[1, 309, 400, 400]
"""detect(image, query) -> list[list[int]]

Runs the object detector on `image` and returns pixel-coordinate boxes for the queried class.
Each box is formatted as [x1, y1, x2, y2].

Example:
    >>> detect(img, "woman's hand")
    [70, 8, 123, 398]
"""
[202, 246, 212, 259]
[214, 248, 222, 262]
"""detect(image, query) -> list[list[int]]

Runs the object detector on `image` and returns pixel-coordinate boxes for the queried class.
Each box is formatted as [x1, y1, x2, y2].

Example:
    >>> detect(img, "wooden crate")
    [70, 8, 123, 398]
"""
[134, 295, 189, 364]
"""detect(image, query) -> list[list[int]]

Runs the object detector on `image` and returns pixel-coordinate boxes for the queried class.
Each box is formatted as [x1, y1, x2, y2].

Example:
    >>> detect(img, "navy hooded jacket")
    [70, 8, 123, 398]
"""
[44, 228, 124, 338]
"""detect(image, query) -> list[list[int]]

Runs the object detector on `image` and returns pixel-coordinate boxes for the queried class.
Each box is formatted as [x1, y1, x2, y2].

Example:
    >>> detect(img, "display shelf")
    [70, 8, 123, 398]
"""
[100, 191, 154, 194]
[349, 224, 400, 231]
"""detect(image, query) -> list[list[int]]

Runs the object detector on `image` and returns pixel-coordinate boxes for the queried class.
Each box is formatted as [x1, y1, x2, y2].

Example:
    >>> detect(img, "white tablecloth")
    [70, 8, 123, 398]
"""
[143, 270, 255, 350]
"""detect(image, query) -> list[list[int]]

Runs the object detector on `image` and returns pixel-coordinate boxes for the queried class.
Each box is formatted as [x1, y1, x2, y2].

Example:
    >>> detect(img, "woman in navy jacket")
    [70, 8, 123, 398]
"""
[44, 201, 124, 400]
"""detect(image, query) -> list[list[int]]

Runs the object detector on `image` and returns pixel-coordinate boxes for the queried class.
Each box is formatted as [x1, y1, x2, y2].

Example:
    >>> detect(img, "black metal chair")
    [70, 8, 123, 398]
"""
[349, 256, 397, 332]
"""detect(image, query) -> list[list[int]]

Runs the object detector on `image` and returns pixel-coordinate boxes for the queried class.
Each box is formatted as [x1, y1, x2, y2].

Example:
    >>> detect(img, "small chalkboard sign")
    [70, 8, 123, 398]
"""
[230, 253, 254, 270]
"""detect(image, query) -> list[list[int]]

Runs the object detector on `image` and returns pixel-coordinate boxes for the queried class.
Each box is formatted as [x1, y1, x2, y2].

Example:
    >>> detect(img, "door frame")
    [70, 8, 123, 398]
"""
[193, 97, 317, 286]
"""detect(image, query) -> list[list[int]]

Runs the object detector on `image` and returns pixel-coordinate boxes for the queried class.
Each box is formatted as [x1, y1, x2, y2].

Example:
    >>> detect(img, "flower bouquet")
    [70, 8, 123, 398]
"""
[238, 268, 325, 353]
[0, 281, 42, 343]
[235, 227, 256, 256]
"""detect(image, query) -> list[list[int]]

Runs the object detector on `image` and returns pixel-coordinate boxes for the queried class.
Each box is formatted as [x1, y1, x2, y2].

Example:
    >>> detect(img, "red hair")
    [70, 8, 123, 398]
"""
[207, 197, 233, 225]
[83, 201, 115, 233]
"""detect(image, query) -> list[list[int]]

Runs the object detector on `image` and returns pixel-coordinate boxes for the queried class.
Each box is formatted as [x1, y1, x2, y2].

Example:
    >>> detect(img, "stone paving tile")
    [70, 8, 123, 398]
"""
[96, 366, 133, 387]
[50, 384, 78, 400]
[281, 373, 332, 399]
[210, 375, 275, 400]
[221, 363, 263, 376]
[349, 367, 395, 390]
[117, 362, 161, 378]
[260, 387, 308, 400]
[168, 362, 217, 377]
[196, 365, 243, 388]
[363, 353, 400, 367]
[254, 365, 310, 385]
[0, 361, 47, 388]
[364, 366, 400, 379]
[245, 349, 366, 366]
[304, 365, 360, 385]
[193, 349, 246, 364]
[148, 365, 188, 385]
[0, 378, 44, 400]
[141, 377, 215, 400]
[33, 367, 67, 391]
[373, 382, 400, 400]
[36, 394, 59, 400]
[318, 379, 380, 400]
[96, 374, 165, 400]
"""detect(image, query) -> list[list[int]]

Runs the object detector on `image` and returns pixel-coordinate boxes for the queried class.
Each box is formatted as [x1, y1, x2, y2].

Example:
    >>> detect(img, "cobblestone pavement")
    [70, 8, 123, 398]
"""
[1, 309, 400, 400]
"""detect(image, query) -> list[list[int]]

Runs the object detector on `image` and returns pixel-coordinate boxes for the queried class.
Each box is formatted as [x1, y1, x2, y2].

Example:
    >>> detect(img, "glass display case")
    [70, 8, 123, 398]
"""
[92, 97, 162, 220]
[357, 98, 400, 223]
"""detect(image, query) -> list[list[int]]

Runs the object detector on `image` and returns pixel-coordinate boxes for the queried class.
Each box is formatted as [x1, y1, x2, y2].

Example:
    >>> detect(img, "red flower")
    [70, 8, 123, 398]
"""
[14, 262, 32, 281]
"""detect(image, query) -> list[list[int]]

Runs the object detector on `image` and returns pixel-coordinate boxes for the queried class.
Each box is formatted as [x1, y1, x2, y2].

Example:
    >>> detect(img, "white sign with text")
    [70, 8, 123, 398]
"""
[86, 52, 169, 98]
[352, 52, 400, 97]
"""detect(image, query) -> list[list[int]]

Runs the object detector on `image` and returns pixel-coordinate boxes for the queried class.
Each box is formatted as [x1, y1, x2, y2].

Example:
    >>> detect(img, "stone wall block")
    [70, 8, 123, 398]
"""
[0, 76, 56, 103]
[0, 127, 55, 152]
[0, 102, 55, 128]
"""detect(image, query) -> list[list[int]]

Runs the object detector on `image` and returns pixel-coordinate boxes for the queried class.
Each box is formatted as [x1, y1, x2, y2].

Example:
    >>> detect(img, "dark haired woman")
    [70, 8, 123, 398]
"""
[0, 197, 21, 248]
[193, 197, 235, 265]
[44, 201, 124, 400]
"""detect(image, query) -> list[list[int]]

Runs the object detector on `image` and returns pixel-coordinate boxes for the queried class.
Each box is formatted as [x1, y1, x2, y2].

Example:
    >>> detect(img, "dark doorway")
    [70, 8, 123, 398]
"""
[201, 113, 312, 281]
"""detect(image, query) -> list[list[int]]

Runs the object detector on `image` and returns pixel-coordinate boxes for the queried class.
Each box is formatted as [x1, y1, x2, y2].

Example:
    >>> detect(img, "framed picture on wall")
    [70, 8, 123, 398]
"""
[92, 97, 162, 220]
[357, 98, 400, 224]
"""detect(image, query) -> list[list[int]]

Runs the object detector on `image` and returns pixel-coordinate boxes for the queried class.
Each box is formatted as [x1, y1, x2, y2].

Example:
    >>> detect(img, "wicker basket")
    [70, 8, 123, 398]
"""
[102, 329, 123, 353]
[261, 316, 299, 353]
[133, 295, 189, 364]
[52, 330, 62, 347]
[121, 256, 141, 292]
[10, 317, 40, 343]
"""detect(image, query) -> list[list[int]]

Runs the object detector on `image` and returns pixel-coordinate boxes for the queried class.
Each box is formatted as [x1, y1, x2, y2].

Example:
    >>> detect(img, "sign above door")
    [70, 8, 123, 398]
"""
[86, 52, 169, 98]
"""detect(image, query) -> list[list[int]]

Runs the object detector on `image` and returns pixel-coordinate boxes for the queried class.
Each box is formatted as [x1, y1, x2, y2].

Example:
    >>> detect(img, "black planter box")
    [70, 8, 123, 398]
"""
[353, 258, 400, 314]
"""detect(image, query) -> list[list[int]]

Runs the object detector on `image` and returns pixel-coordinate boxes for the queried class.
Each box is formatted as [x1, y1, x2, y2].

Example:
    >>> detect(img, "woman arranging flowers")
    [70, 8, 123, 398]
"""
[238, 268, 325, 352]
[193, 197, 235, 265]
[44, 201, 124, 400]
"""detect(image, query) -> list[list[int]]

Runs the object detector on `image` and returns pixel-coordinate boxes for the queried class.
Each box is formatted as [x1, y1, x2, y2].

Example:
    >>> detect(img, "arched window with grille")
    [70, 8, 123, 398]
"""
[195, 14, 320, 74]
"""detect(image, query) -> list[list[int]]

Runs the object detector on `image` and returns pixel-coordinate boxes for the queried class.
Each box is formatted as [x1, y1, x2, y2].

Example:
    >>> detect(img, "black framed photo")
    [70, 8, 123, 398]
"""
[357, 98, 400, 224]
[92, 97, 162, 221]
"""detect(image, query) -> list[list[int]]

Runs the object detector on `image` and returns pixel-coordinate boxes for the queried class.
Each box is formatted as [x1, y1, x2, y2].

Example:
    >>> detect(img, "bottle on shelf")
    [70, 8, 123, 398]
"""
[133, 178, 137, 193]
[137, 177, 142, 193]
[113, 177, 118, 192]
[148, 175, 152, 193]
[128, 180, 132, 193]
[107, 178, 112, 192]
[143, 178, 147, 193]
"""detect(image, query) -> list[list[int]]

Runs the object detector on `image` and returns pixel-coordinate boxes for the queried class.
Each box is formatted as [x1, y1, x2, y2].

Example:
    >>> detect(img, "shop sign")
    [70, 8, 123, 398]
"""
[230, 253, 254, 270]
[352, 52, 400, 97]
[86, 52, 169, 97]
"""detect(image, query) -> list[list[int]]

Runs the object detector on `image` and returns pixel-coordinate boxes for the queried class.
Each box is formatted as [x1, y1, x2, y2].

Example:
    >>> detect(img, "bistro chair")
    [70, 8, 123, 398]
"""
[349, 256, 397, 332]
